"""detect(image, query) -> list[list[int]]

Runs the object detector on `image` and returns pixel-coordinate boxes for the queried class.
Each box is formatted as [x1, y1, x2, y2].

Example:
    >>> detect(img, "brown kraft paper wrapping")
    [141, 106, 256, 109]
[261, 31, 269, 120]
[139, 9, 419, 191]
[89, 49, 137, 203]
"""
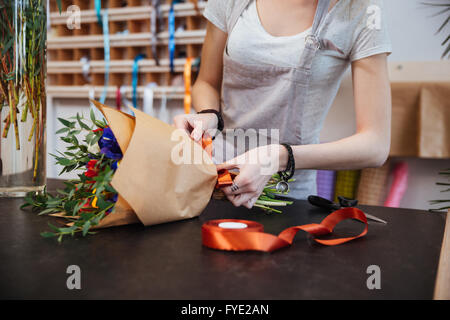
[90, 100, 218, 227]
[418, 83, 450, 158]
[390, 82, 450, 158]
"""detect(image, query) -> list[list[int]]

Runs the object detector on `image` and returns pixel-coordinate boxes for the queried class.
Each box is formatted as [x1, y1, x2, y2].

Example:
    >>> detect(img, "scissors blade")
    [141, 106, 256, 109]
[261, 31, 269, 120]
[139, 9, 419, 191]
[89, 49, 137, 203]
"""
[363, 212, 388, 224]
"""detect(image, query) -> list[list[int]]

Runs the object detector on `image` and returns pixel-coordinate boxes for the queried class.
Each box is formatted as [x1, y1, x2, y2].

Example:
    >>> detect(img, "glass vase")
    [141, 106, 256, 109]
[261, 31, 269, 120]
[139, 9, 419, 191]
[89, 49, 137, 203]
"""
[0, 0, 47, 197]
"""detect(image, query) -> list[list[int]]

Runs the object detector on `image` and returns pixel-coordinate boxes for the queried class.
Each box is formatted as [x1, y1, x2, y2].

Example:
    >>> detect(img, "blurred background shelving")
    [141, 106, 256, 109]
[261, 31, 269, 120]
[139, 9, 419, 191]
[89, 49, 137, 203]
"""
[47, 0, 205, 93]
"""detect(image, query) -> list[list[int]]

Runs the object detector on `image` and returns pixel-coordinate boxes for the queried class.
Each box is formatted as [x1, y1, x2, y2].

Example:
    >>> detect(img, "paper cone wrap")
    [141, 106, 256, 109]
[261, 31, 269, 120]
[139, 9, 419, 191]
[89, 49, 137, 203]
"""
[92, 100, 218, 227]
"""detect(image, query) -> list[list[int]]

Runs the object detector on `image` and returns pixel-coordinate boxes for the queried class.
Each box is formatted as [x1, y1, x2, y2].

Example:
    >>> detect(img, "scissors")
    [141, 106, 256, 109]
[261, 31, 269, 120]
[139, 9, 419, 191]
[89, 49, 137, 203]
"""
[307, 195, 388, 224]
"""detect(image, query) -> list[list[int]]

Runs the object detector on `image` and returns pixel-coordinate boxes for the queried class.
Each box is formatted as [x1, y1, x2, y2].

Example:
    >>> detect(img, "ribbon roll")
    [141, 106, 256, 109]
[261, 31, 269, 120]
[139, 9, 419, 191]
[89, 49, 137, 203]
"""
[119, 85, 134, 116]
[143, 83, 158, 117]
[192, 0, 201, 16]
[116, 86, 121, 110]
[159, 92, 168, 123]
[95, 0, 102, 26]
[132, 53, 146, 109]
[184, 57, 193, 114]
[202, 207, 368, 252]
[100, 9, 110, 104]
[384, 162, 409, 208]
[80, 56, 92, 83]
[151, 0, 161, 66]
[168, 1, 178, 74]
[89, 87, 105, 120]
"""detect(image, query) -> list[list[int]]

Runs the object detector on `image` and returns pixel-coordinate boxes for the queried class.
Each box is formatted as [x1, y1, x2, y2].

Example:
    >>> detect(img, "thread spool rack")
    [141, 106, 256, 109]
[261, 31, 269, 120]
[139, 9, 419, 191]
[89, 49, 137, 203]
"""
[47, 0, 207, 102]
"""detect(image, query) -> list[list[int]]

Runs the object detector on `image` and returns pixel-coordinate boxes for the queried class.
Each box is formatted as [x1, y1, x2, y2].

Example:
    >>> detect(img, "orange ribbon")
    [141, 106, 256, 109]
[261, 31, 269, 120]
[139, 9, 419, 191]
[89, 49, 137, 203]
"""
[202, 136, 233, 188]
[184, 57, 193, 114]
[202, 207, 368, 252]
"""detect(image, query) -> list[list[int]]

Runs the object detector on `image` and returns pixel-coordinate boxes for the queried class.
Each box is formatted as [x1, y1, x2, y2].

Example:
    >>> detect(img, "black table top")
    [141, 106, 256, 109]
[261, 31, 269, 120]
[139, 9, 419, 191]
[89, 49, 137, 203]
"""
[0, 180, 446, 300]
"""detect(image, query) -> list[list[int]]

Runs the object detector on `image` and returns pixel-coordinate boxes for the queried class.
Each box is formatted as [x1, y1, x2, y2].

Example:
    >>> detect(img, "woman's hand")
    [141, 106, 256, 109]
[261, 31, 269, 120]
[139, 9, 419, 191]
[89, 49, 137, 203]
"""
[173, 113, 218, 142]
[217, 144, 287, 209]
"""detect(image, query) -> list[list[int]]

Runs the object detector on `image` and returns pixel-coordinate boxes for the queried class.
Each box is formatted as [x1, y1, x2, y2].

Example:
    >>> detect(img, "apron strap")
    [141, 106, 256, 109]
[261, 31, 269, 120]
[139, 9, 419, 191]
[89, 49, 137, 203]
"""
[227, 0, 252, 34]
[300, 0, 331, 69]
[311, 0, 331, 35]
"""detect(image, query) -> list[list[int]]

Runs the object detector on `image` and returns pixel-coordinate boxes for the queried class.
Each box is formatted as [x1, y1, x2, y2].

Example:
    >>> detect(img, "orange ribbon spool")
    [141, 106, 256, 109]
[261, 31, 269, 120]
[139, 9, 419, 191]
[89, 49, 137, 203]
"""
[202, 207, 368, 252]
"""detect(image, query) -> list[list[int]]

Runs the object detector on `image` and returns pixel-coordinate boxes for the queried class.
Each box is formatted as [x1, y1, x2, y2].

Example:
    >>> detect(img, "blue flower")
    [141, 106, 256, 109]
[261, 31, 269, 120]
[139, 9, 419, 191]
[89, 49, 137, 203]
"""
[98, 127, 123, 160]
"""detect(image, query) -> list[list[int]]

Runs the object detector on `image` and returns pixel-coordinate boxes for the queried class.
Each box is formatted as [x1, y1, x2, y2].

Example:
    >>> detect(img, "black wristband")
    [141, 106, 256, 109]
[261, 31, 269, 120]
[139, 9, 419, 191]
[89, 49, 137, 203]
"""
[278, 143, 295, 181]
[197, 109, 224, 131]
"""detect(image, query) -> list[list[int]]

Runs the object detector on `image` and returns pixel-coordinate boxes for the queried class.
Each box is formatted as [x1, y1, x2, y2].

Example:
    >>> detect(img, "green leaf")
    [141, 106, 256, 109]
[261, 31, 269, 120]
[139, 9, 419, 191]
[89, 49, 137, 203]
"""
[90, 108, 96, 123]
[77, 113, 91, 131]
[82, 221, 91, 236]
[41, 232, 57, 238]
[57, 118, 74, 128]
[56, 127, 70, 134]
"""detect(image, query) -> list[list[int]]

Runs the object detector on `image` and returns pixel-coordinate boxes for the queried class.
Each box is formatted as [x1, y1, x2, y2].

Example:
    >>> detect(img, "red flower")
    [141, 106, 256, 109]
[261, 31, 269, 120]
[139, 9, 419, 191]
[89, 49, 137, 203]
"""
[80, 200, 93, 213]
[85, 160, 99, 178]
[93, 127, 104, 133]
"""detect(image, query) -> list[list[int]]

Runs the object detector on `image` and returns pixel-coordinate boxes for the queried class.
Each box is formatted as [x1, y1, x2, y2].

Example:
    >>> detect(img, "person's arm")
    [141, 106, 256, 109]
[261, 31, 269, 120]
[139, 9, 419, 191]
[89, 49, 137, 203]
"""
[192, 22, 227, 112]
[173, 22, 227, 141]
[217, 53, 392, 208]
[289, 53, 391, 170]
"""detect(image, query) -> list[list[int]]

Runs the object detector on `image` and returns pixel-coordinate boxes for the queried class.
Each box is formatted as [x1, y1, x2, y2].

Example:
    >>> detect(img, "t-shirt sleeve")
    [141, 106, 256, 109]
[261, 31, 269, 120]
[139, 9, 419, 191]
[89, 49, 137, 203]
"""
[349, 0, 392, 62]
[203, 0, 230, 33]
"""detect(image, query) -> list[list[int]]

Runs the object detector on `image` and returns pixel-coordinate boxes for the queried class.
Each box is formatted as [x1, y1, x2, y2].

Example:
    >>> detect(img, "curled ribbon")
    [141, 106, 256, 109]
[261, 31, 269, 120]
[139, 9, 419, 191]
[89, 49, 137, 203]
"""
[202, 207, 368, 252]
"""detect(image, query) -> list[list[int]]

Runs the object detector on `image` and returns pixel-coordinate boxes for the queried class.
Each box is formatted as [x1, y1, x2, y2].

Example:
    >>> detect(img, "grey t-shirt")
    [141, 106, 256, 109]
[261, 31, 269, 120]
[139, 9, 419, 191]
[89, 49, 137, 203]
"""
[204, 0, 392, 65]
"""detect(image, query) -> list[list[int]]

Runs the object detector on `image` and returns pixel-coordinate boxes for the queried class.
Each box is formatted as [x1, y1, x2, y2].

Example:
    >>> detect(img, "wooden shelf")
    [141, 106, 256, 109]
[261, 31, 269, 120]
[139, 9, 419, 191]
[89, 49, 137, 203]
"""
[47, 85, 185, 99]
[48, 30, 206, 49]
[48, 58, 190, 74]
[47, 0, 206, 97]
[49, 2, 206, 25]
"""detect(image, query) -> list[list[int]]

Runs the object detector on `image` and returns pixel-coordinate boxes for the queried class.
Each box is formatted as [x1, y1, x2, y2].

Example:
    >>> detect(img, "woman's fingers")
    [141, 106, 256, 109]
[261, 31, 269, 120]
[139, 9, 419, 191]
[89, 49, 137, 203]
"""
[228, 192, 256, 208]
[221, 168, 253, 195]
[244, 197, 258, 209]
[172, 115, 191, 136]
[190, 121, 204, 142]
[216, 161, 241, 172]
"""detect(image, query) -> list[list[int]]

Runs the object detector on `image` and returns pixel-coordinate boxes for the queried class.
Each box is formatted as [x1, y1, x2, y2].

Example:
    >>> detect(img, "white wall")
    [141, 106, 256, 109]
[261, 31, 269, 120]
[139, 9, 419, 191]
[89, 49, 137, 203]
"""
[320, 0, 450, 210]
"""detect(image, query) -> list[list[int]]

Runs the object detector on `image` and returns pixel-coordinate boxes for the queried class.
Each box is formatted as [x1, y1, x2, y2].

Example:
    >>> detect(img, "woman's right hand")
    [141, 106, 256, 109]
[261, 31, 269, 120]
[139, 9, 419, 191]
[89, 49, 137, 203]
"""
[173, 113, 218, 142]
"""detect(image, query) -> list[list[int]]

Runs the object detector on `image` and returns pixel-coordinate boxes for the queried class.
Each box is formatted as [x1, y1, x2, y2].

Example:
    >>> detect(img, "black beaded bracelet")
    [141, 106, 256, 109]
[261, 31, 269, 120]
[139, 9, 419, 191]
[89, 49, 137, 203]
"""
[197, 109, 224, 131]
[278, 143, 295, 181]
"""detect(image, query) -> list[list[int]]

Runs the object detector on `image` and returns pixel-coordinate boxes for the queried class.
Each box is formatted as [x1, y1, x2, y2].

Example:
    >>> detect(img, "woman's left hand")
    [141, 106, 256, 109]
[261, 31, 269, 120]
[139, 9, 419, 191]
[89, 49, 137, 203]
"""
[216, 144, 286, 209]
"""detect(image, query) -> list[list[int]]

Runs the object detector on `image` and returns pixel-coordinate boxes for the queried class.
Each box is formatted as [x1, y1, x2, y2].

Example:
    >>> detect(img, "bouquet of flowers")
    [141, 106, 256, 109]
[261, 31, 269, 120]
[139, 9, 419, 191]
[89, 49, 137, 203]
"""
[21, 101, 292, 242]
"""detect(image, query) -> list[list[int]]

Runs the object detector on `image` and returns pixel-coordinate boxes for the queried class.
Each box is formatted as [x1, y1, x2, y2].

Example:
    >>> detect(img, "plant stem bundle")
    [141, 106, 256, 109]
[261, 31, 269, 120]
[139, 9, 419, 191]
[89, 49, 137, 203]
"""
[0, 0, 47, 180]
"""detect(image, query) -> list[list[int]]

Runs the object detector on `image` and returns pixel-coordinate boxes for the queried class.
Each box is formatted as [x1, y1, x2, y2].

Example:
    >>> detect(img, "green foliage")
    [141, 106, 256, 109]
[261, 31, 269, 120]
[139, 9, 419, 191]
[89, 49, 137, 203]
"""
[21, 111, 117, 242]
[254, 174, 294, 214]
[423, 2, 450, 59]
[430, 168, 450, 213]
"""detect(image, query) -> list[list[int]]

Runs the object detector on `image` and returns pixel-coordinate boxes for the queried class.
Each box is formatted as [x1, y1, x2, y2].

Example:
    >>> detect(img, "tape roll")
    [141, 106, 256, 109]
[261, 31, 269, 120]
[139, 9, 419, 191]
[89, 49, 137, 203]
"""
[204, 219, 263, 232]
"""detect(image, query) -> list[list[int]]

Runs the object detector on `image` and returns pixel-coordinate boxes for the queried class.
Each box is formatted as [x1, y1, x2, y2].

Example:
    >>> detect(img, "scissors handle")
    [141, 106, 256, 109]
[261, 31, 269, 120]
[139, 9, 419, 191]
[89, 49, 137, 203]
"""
[337, 196, 358, 208]
[307, 195, 341, 211]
